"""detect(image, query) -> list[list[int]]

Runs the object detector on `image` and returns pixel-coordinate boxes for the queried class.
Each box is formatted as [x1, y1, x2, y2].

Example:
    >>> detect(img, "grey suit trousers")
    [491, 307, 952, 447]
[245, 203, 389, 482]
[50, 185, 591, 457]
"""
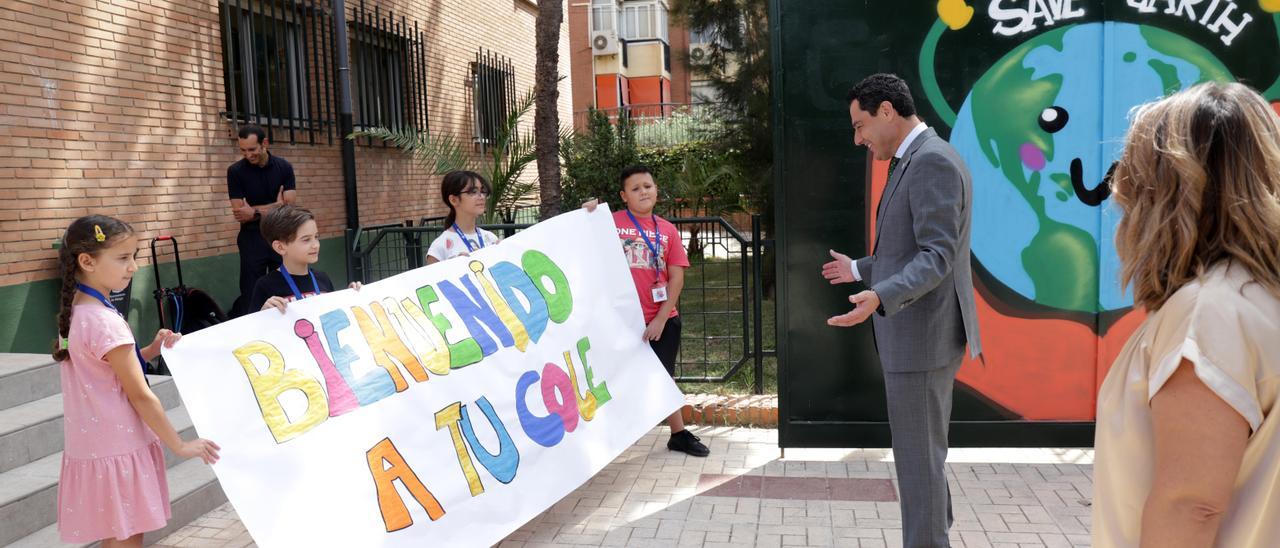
[884, 357, 962, 548]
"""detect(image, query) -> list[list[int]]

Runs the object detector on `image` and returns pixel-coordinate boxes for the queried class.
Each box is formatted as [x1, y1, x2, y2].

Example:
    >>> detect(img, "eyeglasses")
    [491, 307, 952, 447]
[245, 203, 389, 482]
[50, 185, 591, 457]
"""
[460, 188, 490, 197]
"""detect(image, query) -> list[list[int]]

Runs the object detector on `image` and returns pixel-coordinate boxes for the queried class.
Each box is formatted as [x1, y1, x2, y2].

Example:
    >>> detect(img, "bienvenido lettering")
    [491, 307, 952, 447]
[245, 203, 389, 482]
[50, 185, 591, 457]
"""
[233, 250, 575, 443]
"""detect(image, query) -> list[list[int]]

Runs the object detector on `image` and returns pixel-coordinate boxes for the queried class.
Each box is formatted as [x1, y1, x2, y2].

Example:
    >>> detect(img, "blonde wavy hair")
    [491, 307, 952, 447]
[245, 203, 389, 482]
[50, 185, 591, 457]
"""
[1111, 82, 1280, 310]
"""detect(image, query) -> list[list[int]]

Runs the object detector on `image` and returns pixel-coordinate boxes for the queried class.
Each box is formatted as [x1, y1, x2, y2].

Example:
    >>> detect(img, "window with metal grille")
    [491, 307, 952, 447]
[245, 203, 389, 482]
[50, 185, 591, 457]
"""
[471, 49, 516, 147]
[349, 2, 429, 139]
[220, 0, 331, 144]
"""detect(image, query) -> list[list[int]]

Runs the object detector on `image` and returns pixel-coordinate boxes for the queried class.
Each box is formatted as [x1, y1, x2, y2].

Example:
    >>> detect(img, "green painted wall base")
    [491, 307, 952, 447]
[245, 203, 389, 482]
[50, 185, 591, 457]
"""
[0, 237, 348, 354]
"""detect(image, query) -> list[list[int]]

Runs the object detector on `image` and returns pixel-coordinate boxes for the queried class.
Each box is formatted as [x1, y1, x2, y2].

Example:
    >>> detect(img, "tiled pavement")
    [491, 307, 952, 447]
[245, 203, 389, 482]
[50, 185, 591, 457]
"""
[155, 426, 1095, 548]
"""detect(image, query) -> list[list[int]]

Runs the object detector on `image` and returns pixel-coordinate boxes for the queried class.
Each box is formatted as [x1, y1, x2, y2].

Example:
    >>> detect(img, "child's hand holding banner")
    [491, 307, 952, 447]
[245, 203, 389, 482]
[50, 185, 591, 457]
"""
[163, 206, 686, 547]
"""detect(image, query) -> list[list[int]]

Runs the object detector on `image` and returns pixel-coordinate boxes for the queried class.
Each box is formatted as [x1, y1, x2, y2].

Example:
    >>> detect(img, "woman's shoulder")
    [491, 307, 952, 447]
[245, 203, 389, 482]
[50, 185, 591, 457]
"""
[1148, 263, 1280, 350]
[1165, 263, 1278, 314]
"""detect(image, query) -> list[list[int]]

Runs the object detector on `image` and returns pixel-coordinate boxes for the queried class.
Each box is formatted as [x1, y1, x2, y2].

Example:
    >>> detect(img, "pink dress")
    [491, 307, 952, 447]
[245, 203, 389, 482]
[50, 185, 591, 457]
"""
[58, 304, 170, 542]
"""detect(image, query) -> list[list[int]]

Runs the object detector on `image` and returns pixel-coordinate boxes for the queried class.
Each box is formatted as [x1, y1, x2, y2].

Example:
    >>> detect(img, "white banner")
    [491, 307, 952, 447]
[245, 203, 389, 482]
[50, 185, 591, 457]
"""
[163, 207, 685, 547]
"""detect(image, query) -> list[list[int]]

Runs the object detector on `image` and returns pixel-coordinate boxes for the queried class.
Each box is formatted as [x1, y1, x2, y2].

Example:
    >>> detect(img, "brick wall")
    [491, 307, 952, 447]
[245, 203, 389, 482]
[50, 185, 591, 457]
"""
[0, 0, 572, 287]
[567, 2, 593, 125]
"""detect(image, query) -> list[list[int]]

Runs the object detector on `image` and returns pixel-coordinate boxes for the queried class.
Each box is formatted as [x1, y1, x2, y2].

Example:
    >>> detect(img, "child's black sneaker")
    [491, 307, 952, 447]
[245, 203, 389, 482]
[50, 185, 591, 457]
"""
[667, 430, 710, 457]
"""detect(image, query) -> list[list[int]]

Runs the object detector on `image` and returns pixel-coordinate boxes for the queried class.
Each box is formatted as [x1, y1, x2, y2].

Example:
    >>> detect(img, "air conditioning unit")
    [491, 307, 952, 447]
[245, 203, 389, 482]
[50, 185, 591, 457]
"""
[591, 30, 619, 56]
[689, 43, 711, 65]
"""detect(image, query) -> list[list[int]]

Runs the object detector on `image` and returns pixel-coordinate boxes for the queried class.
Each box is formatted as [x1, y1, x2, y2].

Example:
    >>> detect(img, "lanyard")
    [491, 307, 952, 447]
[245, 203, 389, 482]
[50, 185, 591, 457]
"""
[280, 265, 320, 301]
[625, 210, 663, 275]
[453, 223, 485, 253]
[76, 283, 147, 371]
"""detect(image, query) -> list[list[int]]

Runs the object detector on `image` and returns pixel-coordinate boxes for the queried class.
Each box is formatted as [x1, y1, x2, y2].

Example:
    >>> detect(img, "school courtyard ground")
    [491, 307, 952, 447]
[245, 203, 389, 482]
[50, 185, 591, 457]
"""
[156, 426, 1094, 548]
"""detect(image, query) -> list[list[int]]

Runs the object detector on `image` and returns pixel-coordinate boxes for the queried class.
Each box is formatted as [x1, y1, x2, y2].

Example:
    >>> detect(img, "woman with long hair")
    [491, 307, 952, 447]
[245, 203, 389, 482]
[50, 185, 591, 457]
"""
[1092, 82, 1280, 547]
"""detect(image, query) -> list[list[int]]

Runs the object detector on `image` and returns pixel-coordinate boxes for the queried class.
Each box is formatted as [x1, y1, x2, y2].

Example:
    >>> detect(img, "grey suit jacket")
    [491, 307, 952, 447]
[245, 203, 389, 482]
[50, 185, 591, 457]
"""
[855, 128, 982, 372]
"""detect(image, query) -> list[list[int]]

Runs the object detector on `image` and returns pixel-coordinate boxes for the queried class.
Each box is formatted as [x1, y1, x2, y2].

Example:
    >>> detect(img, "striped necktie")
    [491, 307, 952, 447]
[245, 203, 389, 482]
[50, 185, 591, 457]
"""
[888, 156, 901, 180]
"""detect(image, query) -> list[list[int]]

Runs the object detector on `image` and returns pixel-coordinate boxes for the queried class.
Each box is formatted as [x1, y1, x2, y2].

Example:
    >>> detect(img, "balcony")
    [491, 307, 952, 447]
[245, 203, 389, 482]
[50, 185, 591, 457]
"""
[591, 0, 668, 43]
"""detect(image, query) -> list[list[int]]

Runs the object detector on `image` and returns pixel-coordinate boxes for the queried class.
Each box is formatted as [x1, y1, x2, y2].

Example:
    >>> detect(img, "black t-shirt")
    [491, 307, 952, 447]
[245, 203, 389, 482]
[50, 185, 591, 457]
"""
[227, 154, 296, 230]
[249, 268, 335, 313]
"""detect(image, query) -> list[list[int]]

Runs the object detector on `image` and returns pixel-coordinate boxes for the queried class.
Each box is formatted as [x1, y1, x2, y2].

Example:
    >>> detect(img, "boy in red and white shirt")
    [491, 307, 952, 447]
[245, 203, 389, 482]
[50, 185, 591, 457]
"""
[608, 165, 709, 457]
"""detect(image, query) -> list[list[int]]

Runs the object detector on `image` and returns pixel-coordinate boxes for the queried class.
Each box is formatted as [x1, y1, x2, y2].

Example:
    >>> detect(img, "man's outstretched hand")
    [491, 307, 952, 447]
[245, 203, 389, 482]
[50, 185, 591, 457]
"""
[828, 290, 880, 327]
[822, 249, 855, 284]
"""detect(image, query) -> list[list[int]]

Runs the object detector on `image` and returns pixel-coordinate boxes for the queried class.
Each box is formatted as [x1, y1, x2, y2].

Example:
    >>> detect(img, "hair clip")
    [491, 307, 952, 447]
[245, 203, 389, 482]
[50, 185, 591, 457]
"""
[94, 225, 106, 242]
[59, 336, 69, 350]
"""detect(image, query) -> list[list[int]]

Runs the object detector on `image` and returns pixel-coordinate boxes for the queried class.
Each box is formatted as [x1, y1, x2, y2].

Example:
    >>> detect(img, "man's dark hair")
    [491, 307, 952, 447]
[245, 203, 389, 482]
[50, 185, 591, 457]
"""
[238, 124, 268, 144]
[846, 73, 917, 117]
[261, 205, 314, 245]
[618, 165, 654, 190]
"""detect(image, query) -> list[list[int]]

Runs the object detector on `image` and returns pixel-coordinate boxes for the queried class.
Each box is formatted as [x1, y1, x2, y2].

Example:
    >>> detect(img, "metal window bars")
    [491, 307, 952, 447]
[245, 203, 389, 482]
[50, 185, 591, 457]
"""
[470, 49, 516, 149]
[219, 0, 333, 145]
[219, 0, 429, 146]
[350, 0, 430, 146]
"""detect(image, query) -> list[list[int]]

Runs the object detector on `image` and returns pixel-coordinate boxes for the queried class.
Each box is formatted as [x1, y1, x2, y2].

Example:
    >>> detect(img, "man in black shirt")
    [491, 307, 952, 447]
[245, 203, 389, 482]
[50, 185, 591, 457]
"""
[227, 125, 296, 317]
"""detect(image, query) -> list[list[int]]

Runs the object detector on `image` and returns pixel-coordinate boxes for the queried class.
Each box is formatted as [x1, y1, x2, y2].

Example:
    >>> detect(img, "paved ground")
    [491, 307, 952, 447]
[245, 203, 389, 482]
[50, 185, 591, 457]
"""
[155, 426, 1095, 548]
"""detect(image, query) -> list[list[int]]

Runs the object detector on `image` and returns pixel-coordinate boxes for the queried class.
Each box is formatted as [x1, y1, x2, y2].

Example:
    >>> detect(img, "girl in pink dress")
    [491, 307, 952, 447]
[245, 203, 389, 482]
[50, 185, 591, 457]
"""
[54, 215, 219, 546]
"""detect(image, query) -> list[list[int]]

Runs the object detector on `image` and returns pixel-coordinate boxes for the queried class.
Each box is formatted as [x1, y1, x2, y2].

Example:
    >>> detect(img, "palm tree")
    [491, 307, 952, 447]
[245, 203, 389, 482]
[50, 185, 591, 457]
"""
[351, 91, 538, 224]
[667, 154, 744, 258]
[534, 0, 565, 219]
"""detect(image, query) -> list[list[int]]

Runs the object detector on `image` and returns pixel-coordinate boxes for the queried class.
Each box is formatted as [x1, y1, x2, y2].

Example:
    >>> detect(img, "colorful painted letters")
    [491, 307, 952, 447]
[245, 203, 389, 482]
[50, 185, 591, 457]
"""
[236, 251, 576, 443]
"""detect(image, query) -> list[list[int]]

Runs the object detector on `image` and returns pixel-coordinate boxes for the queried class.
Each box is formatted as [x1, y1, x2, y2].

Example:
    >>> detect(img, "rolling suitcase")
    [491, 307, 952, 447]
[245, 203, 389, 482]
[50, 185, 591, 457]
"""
[149, 235, 228, 374]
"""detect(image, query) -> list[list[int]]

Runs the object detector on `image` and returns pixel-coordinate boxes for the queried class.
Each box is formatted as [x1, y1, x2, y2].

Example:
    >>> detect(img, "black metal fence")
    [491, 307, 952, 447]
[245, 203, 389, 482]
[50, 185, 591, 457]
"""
[346, 215, 773, 393]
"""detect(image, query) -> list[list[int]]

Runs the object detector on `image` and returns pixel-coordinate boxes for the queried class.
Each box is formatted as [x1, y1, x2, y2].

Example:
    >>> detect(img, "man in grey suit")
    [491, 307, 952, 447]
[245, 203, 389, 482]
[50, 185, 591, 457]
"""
[822, 73, 982, 548]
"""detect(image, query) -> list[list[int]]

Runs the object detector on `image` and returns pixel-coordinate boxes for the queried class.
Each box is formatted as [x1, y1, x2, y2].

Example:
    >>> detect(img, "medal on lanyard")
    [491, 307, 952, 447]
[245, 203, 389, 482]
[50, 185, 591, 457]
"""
[453, 223, 485, 253]
[75, 283, 148, 371]
[280, 265, 320, 301]
[626, 210, 668, 303]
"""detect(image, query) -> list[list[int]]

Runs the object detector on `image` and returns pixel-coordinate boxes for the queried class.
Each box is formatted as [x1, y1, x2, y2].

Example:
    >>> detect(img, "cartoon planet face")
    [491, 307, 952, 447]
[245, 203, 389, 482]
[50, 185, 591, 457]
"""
[949, 22, 1232, 315]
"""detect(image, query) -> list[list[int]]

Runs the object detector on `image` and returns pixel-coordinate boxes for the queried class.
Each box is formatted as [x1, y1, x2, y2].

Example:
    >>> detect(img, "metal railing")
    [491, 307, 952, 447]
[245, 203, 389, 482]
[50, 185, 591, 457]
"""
[346, 221, 532, 284]
[666, 217, 753, 387]
[573, 102, 726, 146]
[346, 214, 773, 393]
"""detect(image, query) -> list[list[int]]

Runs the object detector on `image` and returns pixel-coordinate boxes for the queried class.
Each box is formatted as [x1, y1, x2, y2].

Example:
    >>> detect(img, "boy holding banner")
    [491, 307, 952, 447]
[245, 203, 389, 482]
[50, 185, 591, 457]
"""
[250, 205, 360, 313]
[609, 165, 710, 457]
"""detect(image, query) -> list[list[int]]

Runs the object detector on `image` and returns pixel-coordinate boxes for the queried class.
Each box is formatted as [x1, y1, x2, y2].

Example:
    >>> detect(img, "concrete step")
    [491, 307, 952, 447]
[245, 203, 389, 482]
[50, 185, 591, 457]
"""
[9, 458, 226, 548]
[0, 353, 60, 410]
[0, 376, 179, 475]
[0, 405, 201, 546]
